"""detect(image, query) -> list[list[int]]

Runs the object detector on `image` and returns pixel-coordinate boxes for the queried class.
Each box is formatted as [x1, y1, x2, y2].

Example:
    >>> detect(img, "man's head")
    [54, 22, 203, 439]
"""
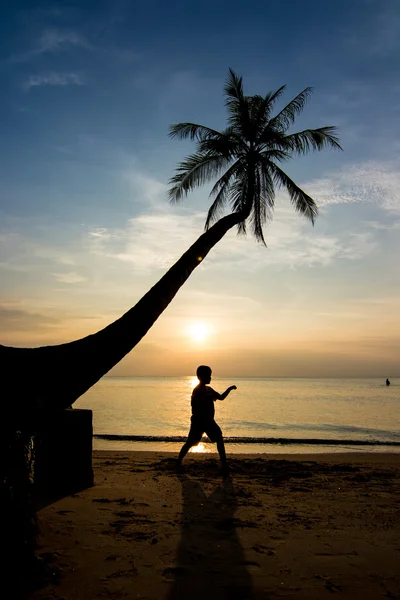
[196, 365, 212, 384]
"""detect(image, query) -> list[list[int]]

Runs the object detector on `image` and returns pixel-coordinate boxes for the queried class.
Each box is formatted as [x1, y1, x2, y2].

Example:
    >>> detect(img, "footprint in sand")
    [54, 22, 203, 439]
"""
[252, 544, 276, 556]
[240, 560, 261, 572]
[162, 566, 188, 581]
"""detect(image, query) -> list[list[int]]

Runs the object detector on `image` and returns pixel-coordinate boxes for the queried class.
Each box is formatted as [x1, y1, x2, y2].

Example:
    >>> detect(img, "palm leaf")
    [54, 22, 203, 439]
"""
[198, 132, 242, 160]
[268, 162, 318, 223]
[268, 87, 313, 132]
[250, 86, 287, 133]
[284, 126, 342, 154]
[224, 69, 252, 139]
[229, 176, 249, 230]
[224, 68, 245, 103]
[205, 160, 243, 229]
[169, 122, 224, 141]
[168, 152, 231, 202]
[251, 168, 267, 244]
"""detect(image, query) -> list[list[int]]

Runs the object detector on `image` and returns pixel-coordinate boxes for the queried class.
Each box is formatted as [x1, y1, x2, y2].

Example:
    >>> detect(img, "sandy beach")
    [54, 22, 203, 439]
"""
[32, 451, 400, 600]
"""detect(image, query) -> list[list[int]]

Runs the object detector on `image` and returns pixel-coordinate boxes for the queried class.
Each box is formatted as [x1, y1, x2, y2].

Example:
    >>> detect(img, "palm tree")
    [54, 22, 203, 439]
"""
[169, 68, 341, 244]
[1, 69, 341, 421]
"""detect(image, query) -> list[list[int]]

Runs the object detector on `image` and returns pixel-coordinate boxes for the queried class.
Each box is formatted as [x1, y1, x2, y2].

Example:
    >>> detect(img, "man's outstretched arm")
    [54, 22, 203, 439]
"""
[214, 385, 237, 401]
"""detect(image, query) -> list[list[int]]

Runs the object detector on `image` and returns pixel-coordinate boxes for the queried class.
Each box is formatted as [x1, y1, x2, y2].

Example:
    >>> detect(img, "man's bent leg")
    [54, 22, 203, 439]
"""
[206, 421, 227, 466]
[177, 441, 193, 465]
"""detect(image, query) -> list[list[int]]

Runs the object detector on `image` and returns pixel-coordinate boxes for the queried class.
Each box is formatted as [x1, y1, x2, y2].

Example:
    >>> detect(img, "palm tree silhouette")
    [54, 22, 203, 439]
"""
[169, 68, 341, 244]
[1, 70, 341, 417]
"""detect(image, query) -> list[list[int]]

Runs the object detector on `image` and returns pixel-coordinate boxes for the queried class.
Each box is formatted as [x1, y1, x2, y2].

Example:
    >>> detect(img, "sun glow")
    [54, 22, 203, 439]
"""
[187, 376, 198, 389]
[189, 440, 211, 454]
[187, 321, 211, 343]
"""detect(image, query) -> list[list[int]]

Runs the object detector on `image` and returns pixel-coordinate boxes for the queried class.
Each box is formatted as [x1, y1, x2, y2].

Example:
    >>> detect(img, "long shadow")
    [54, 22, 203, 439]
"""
[166, 473, 259, 600]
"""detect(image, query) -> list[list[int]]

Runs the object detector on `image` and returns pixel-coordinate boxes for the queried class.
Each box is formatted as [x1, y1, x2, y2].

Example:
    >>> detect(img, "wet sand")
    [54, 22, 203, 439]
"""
[33, 451, 400, 599]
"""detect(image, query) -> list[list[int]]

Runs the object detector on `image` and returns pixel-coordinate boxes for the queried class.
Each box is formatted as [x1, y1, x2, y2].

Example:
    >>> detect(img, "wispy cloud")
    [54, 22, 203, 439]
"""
[38, 29, 90, 53]
[6, 26, 140, 68]
[307, 161, 400, 212]
[8, 28, 90, 65]
[86, 203, 377, 273]
[0, 305, 57, 333]
[52, 272, 87, 284]
[21, 71, 85, 91]
[87, 211, 204, 270]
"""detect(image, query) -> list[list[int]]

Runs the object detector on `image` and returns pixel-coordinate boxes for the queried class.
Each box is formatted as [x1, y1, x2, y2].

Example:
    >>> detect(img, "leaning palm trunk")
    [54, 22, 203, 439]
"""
[1, 211, 244, 421]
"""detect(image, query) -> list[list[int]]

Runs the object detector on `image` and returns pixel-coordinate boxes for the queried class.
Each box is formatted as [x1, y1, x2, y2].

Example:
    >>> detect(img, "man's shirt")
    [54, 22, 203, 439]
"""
[191, 384, 218, 420]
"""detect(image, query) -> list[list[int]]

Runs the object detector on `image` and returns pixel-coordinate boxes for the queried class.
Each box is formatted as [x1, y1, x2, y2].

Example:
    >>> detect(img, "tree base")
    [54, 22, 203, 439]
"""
[34, 408, 94, 508]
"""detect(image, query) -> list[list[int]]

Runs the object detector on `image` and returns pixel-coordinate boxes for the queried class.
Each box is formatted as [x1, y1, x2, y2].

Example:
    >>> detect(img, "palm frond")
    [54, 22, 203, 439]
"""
[268, 162, 318, 223]
[284, 126, 342, 154]
[269, 87, 313, 132]
[250, 86, 287, 134]
[224, 68, 245, 103]
[229, 175, 249, 222]
[260, 148, 291, 162]
[168, 153, 231, 202]
[251, 168, 267, 244]
[258, 126, 289, 150]
[224, 69, 252, 139]
[198, 132, 243, 160]
[259, 165, 276, 209]
[205, 160, 243, 229]
[169, 122, 224, 141]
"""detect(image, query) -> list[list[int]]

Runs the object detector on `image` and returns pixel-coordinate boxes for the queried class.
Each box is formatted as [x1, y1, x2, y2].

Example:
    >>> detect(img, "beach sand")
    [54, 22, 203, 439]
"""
[32, 451, 400, 599]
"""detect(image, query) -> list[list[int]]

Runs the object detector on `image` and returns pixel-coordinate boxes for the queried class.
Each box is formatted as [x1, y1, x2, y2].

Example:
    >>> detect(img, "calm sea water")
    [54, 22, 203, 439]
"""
[75, 376, 400, 454]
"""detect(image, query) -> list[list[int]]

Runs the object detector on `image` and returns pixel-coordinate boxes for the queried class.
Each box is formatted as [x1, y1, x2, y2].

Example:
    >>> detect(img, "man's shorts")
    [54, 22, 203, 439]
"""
[187, 416, 223, 444]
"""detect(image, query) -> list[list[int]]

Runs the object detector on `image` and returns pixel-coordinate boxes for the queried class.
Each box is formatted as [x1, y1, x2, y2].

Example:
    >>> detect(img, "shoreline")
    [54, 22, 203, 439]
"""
[34, 451, 400, 599]
[93, 438, 400, 454]
[93, 449, 400, 461]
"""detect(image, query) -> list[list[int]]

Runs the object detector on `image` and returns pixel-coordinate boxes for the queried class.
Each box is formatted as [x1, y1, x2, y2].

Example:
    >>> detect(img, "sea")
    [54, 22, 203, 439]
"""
[74, 376, 400, 454]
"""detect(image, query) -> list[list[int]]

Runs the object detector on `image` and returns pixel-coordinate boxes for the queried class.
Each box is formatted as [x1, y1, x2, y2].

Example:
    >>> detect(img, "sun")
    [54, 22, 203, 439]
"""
[187, 321, 211, 343]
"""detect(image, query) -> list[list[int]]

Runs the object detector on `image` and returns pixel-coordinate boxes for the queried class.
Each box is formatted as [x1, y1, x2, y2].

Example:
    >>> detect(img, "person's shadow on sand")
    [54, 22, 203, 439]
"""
[165, 473, 259, 600]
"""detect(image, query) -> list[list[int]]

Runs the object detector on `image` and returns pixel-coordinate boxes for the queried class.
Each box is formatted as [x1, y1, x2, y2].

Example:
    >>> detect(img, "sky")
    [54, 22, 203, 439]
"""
[1, 0, 399, 378]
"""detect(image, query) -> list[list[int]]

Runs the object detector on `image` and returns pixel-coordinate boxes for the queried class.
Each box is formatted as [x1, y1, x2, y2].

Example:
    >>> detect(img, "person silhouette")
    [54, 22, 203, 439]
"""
[177, 365, 236, 472]
[386, 378, 391, 386]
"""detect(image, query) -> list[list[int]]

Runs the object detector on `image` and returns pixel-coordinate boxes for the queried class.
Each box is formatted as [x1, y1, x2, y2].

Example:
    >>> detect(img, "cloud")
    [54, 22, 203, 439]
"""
[33, 247, 76, 265]
[7, 28, 90, 65]
[306, 161, 400, 212]
[52, 272, 87, 284]
[87, 211, 205, 271]
[0, 305, 57, 333]
[80, 159, 396, 274]
[209, 223, 378, 271]
[122, 168, 168, 209]
[6, 26, 140, 70]
[37, 29, 90, 53]
[86, 201, 377, 273]
[21, 71, 85, 91]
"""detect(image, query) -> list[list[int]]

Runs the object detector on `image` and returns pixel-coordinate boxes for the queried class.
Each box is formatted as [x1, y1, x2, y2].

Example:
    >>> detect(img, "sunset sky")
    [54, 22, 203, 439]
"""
[1, 0, 399, 377]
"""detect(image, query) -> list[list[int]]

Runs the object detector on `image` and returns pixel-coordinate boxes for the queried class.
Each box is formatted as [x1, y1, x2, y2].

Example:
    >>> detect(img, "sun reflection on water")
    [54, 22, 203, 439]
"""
[187, 376, 198, 389]
[189, 440, 211, 453]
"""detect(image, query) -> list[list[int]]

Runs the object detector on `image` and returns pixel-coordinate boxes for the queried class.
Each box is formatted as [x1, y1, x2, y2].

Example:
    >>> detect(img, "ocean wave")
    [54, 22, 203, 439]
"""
[225, 421, 400, 439]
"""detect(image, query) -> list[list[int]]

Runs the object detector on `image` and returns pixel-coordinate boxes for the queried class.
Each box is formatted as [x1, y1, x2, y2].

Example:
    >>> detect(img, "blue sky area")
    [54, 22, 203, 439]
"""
[1, 0, 399, 377]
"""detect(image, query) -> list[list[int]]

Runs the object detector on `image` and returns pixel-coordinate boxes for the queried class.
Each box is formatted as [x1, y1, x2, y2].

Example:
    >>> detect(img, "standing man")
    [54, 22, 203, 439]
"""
[177, 365, 237, 472]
